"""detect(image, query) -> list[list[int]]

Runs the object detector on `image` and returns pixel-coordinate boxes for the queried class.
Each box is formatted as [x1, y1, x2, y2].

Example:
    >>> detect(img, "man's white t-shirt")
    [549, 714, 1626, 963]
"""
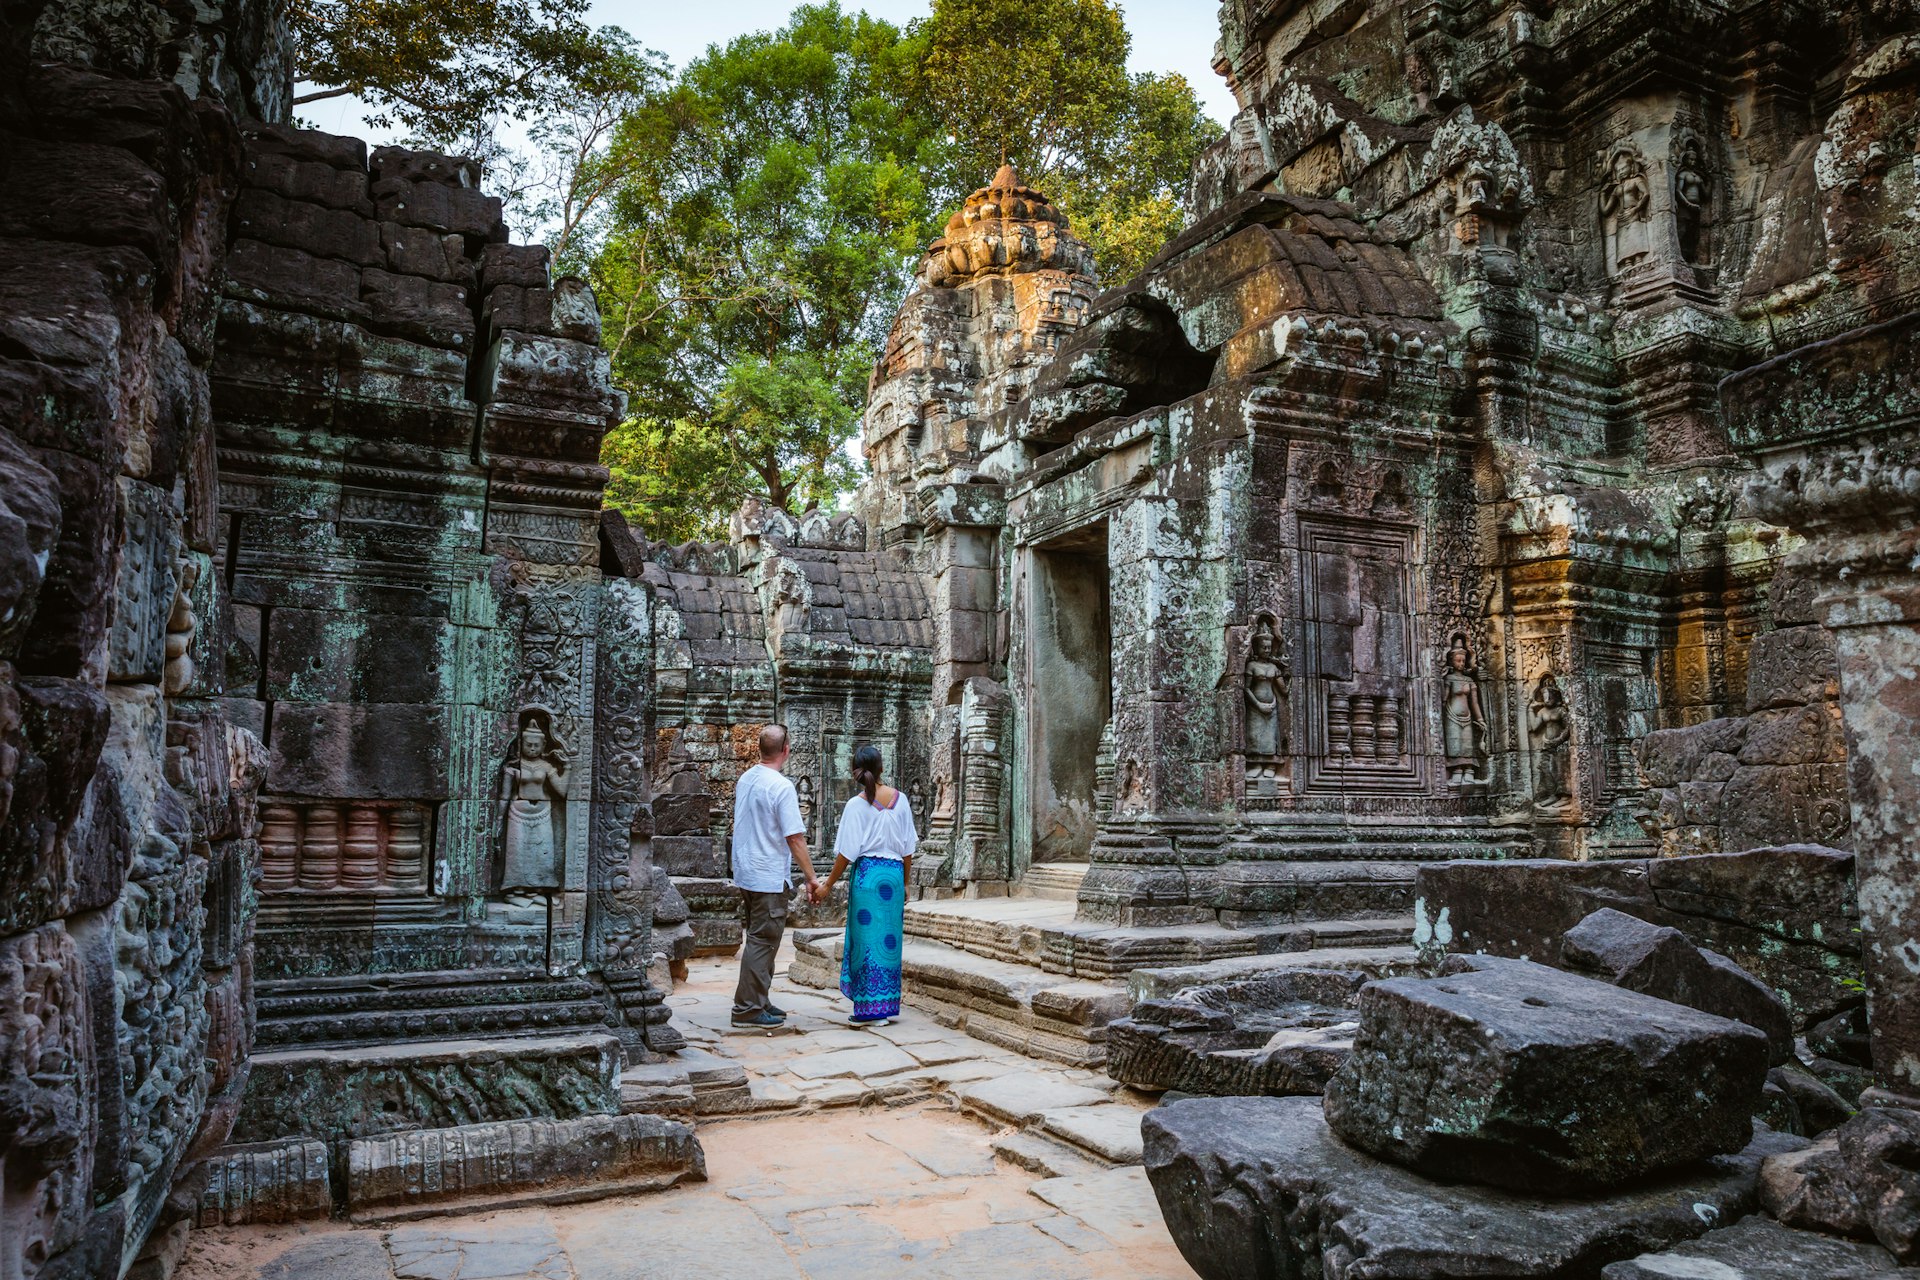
[730, 763, 805, 893]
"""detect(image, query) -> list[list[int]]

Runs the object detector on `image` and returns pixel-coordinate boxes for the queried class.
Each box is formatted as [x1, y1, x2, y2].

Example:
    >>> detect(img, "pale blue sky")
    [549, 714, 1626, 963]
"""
[298, 0, 1236, 141]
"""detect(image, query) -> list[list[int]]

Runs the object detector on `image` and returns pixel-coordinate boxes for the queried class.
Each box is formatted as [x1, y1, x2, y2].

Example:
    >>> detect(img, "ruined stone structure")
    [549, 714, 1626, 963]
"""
[0, 2, 707, 1273]
[7, 0, 1920, 1273]
[830, 0, 1917, 1014]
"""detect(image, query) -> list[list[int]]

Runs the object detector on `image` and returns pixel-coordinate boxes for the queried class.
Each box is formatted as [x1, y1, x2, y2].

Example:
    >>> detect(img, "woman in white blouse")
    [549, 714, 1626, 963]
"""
[814, 744, 915, 1026]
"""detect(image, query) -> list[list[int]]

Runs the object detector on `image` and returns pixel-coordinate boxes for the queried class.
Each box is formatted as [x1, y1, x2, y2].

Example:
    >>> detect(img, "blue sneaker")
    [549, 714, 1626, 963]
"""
[732, 1011, 786, 1028]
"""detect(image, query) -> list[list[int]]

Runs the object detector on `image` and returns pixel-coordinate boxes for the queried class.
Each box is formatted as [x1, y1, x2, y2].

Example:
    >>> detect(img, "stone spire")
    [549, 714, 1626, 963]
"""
[926, 163, 1096, 287]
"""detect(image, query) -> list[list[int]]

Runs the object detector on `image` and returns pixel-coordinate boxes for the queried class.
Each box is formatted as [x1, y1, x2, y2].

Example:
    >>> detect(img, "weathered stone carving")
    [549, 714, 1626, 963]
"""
[499, 707, 571, 895]
[1528, 674, 1573, 807]
[1599, 140, 1656, 281]
[1241, 615, 1290, 787]
[1441, 634, 1488, 787]
[1672, 128, 1712, 265]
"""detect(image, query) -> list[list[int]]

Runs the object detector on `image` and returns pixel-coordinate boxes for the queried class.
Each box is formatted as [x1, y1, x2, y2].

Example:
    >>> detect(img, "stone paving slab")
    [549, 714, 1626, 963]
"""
[1038, 1105, 1146, 1164]
[1027, 1166, 1175, 1248]
[957, 1072, 1112, 1125]
[176, 953, 1196, 1280]
[786, 1043, 921, 1080]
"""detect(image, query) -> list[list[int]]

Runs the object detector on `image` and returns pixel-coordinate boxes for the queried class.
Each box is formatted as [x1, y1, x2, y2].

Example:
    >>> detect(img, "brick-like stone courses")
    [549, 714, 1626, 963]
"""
[0, 2, 287, 1275]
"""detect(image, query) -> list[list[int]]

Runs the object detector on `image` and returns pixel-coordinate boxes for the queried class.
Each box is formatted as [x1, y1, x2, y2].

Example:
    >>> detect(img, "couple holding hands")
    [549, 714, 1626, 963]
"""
[729, 726, 914, 1029]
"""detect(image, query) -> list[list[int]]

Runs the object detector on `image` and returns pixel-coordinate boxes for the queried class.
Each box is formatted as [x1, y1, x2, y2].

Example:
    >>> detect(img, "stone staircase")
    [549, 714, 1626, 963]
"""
[1015, 862, 1092, 901]
[254, 969, 616, 1049]
[790, 899, 1418, 1068]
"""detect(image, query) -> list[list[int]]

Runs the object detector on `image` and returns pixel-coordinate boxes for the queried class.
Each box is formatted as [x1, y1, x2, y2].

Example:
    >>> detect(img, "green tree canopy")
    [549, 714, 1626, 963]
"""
[586, 0, 1218, 542]
[290, 0, 621, 145]
[591, 5, 931, 543]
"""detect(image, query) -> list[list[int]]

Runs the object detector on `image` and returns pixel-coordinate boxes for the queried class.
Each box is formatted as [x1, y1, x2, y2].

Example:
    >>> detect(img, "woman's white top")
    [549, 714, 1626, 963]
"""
[833, 791, 917, 862]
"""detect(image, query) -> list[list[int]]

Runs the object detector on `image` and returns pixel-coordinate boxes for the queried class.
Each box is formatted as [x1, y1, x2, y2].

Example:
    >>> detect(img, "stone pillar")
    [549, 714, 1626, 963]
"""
[1730, 312, 1920, 1089]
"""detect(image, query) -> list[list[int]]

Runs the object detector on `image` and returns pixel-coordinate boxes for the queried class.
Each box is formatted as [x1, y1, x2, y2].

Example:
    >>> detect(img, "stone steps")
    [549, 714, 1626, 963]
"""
[900, 895, 1415, 981]
[255, 970, 613, 1049]
[1016, 862, 1092, 901]
[789, 931, 1130, 1068]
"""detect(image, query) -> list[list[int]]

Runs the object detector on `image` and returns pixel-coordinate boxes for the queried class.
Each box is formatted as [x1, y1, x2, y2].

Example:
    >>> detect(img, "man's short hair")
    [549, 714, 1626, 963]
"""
[758, 725, 789, 759]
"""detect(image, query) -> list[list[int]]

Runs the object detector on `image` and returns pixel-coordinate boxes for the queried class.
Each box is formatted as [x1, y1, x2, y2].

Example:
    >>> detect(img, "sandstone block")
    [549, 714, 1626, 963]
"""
[1746, 624, 1841, 711]
[1144, 1095, 1805, 1280]
[369, 146, 482, 188]
[242, 124, 367, 171]
[371, 177, 504, 240]
[265, 701, 451, 799]
[480, 242, 553, 290]
[197, 1138, 332, 1225]
[233, 1034, 623, 1145]
[1563, 907, 1794, 1063]
[346, 1112, 703, 1216]
[1417, 846, 1862, 1029]
[19, 445, 115, 679]
[1601, 1214, 1918, 1280]
[224, 238, 366, 321]
[359, 268, 474, 349]
[245, 151, 374, 215]
[230, 188, 381, 266]
[1760, 1136, 1868, 1234]
[380, 223, 475, 285]
[1840, 1107, 1920, 1262]
[1323, 957, 1770, 1193]
[0, 426, 61, 658]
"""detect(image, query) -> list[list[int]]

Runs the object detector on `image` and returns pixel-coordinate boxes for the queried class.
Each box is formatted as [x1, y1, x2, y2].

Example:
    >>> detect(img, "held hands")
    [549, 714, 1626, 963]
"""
[808, 879, 832, 905]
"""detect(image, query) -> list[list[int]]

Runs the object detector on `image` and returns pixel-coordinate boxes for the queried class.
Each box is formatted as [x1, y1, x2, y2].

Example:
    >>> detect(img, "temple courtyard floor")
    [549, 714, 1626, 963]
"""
[177, 944, 1198, 1280]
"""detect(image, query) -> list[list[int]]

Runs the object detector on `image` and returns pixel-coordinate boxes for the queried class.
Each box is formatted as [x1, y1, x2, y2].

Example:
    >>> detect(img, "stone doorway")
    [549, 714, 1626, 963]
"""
[1022, 525, 1112, 874]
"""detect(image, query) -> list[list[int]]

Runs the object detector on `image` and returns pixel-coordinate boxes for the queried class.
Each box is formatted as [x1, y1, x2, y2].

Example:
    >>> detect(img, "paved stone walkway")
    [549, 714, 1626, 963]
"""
[178, 945, 1197, 1280]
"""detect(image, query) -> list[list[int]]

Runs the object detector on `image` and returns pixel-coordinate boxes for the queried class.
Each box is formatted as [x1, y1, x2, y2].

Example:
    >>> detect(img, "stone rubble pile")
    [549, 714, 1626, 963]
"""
[1141, 847, 1914, 1277]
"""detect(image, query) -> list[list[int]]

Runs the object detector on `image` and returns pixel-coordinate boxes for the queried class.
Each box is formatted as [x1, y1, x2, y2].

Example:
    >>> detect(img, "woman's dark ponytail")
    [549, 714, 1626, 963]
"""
[851, 744, 883, 804]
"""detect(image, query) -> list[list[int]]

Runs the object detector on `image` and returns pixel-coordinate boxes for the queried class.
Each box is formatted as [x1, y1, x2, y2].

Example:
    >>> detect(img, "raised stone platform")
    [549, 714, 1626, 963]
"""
[790, 930, 1129, 1066]
[794, 899, 1420, 1067]
[901, 895, 1412, 980]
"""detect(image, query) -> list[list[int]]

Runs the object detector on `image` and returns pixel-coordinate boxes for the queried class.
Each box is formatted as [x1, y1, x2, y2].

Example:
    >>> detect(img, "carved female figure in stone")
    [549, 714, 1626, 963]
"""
[499, 708, 569, 895]
[1527, 674, 1572, 805]
[1672, 134, 1710, 263]
[1599, 142, 1654, 277]
[1442, 635, 1489, 785]
[1243, 616, 1290, 781]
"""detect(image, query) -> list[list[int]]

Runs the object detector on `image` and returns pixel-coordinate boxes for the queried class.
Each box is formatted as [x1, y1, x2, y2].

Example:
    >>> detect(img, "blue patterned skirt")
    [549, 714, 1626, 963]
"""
[840, 856, 905, 1019]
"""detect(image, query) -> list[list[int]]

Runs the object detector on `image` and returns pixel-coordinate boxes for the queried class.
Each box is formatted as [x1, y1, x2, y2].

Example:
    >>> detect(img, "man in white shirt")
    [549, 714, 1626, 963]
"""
[729, 724, 821, 1027]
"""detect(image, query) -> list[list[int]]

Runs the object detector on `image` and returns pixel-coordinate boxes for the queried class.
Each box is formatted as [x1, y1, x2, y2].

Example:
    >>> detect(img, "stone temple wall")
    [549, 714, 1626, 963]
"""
[0, 1, 289, 1275]
[820, 0, 1920, 955]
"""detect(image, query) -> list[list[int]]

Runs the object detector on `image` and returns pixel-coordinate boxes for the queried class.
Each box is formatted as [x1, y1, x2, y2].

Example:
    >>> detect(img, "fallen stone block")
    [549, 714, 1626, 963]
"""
[1144, 1095, 1805, 1280]
[1563, 907, 1794, 1063]
[1105, 966, 1368, 1097]
[1760, 1136, 1868, 1235]
[195, 1138, 332, 1225]
[1841, 1107, 1920, 1262]
[1416, 844, 1861, 1028]
[346, 1112, 703, 1219]
[1323, 957, 1770, 1193]
[1601, 1214, 1919, 1280]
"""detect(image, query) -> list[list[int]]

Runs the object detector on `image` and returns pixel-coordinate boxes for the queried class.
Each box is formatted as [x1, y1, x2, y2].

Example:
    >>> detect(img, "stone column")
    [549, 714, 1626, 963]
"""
[1730, 312, 1920, 1089]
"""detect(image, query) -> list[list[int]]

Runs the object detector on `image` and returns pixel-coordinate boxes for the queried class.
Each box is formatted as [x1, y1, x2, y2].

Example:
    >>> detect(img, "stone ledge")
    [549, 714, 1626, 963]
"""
[792, 932, 1128, 1067]
[345, 1112, 704, 1221]
[233, 1033, 623, 1145]
[196, 1139, 332, 1226]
